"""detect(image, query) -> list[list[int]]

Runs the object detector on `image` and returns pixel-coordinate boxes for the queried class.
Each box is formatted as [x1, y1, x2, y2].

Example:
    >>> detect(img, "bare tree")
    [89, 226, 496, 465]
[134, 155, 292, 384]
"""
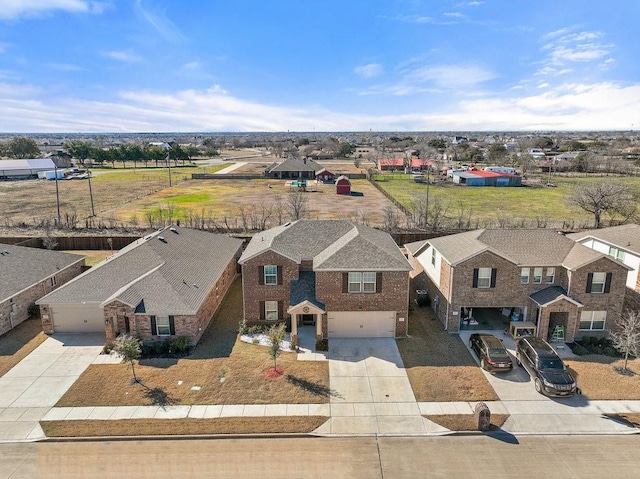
[568, 181, 638, 228]
[383, 205, 400, 232]
[610, 310, 640, 373]
[286, 190, 309, 221]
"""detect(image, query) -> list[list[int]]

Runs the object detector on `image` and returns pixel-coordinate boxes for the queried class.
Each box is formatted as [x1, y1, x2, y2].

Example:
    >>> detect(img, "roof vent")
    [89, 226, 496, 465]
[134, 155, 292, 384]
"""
[144, 235, 152, 240]
[170, 227, 178, 233]
[158, 236, 167, 243]
[284, 222, 291, 227]
[192, 283, 199, 288]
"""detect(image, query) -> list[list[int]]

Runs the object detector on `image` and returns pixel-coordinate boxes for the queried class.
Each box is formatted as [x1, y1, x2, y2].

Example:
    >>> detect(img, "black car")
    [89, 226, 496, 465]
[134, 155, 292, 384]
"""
[468, 333, 513, 372]
[515, 336, 577, 397]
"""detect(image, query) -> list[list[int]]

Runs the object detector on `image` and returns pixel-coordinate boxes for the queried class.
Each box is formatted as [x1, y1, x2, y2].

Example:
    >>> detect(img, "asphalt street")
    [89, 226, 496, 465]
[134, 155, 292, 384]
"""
[2, 435, 640, 479]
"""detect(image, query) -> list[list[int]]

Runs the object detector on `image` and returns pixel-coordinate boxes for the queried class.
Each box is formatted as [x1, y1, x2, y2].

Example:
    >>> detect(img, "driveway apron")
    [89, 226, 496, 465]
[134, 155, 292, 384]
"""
[0, 333, 107, 442]
[315, 338, 448, 436]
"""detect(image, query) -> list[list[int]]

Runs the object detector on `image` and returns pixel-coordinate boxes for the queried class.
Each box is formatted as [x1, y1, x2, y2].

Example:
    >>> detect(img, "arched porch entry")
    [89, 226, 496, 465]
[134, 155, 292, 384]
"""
[287, 300, 325, 341]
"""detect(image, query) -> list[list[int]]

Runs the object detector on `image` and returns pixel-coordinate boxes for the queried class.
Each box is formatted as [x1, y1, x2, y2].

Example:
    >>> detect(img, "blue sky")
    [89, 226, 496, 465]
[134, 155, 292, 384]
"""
[1, 0, 639, 132]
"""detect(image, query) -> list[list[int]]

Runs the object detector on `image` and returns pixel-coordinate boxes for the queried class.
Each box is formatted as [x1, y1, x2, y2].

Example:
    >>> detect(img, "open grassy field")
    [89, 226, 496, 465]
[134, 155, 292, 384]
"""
[374, 173, 640, 229]
[104, 178, 402, 228]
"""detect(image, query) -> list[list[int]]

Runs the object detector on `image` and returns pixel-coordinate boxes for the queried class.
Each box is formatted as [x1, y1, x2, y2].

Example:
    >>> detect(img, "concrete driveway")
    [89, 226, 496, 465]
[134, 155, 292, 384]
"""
[315, 338, 448, 436]
[0, 333, 109, 442]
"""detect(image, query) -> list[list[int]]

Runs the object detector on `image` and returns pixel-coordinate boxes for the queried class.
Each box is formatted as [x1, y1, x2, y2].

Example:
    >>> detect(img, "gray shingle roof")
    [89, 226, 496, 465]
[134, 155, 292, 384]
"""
[567, 224, 640, 256]
[0, 245, 84, 302]
[239, 220, 411, 271]
[530, 285, 582, 307]
[404, 239, 428, 256]
[289, 271, 325, 310]
[267, 157, 322, 173]
[427, 228, 611, 269]
[37, 227, 242, 316]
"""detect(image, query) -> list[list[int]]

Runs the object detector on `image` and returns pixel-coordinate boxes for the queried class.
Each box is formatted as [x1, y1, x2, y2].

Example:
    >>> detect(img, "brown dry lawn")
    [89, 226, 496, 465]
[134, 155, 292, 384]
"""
[397, 305, 499, 402]
[56, 279, 330, 407]
[0, 318, 47, 378]
[565, 355, 640, 400]
[41, 416, 328, 437]
[62, 250, 114, 267]
[106, 178, 403, 228]
[425, 414, 509, 431]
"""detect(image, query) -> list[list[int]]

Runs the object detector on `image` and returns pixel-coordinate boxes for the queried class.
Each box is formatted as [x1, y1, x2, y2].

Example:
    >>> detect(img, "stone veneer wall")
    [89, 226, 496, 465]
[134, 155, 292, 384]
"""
[4, 260, 84, 336]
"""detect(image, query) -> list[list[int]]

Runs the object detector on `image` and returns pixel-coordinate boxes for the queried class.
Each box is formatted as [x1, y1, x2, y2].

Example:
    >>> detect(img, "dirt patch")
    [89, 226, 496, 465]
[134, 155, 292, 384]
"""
[41, 416, 328, 437]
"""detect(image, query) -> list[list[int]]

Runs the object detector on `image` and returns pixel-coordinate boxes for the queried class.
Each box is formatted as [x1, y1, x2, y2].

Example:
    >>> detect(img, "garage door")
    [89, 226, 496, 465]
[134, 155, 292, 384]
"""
[49, 304, 105, 333]
[328, 311, 396, 338]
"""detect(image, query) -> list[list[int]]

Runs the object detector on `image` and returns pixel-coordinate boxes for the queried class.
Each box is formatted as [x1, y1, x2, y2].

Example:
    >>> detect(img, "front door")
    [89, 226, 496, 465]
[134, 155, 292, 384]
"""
[301, 314, 315, 325]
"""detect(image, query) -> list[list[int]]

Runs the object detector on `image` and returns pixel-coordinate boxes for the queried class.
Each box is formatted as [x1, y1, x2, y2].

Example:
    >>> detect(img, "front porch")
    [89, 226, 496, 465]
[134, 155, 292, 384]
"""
[288, 271, 326, 341]
[530, 285, 583, 343]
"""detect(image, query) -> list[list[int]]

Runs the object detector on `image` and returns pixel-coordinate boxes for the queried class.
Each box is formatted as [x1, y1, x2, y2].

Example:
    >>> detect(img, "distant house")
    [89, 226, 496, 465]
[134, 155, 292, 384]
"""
[335, 175, 351, 195]
[0, 158, 57, 180]
[378, 158, 404, 171]
[265, 157, 322, 179]
[452, 170, 521, 187]
[0, 245, 84, 337]
[37, 226, 243, 346]
[315, 168, 335, 183]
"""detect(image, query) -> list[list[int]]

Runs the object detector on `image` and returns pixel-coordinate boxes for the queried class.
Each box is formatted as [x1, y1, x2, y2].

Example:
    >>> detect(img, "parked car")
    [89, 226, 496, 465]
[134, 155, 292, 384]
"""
[468, 333, 513, 372]
[515, 336, 576, 397]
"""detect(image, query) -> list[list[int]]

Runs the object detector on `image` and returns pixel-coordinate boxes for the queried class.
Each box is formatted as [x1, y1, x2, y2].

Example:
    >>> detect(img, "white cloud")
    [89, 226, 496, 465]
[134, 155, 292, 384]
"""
[0, 80, 639, 132]
[354, 63, 383, 79]
[104, 50, 142, 63]
[538, 29, 613, 76]
[0, 0, 107, 20]
[134, 0, 185, 43]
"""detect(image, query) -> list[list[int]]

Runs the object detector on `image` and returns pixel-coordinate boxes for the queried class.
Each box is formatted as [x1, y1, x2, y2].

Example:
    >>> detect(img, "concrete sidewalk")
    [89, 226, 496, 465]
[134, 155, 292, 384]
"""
[212, 162, 247, 174]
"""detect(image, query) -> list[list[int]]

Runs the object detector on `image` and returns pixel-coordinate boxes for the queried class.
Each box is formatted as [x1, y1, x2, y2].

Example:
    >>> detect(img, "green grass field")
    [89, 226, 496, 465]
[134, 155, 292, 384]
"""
[374, 173, 640, 229]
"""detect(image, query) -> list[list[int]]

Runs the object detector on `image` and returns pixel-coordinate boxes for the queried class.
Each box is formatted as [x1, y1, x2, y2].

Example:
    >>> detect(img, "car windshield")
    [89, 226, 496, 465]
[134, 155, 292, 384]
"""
[489, 349, 509, 359]
[539, 358, 565, 370]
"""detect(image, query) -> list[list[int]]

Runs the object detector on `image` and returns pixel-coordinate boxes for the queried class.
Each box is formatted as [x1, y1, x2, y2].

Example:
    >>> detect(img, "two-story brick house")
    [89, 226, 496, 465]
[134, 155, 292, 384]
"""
[406, 229, 629, 342]
[238, 220, 412, 340]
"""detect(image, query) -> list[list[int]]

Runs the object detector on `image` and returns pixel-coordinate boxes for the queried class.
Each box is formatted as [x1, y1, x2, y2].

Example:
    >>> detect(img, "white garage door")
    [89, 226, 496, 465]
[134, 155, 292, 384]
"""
[49, 304, 105, 333]
[328, 311, 396, 338]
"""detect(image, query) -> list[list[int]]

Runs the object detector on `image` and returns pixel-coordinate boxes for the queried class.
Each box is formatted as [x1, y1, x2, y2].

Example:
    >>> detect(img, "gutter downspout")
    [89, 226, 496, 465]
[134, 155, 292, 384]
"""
[445, 263, 453, 331]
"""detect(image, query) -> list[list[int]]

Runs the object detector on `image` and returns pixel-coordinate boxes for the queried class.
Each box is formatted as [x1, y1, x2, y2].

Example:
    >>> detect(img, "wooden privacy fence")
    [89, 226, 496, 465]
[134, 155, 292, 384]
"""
[0, 235, 140, 250]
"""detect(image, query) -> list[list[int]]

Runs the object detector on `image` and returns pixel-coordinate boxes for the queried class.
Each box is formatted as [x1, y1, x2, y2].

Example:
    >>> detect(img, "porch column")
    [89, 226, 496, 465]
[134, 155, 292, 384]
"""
[291, 314, 298, 339]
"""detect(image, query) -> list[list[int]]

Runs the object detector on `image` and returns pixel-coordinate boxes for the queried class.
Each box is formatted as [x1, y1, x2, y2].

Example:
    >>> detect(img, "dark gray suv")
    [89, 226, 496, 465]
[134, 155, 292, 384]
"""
[515, 336, 576, 397]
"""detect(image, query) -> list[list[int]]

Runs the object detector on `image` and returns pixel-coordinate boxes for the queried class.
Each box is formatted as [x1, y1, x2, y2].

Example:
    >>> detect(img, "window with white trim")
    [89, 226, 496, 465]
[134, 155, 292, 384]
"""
[50, 276, 57, 287]
[579, 310, 606, 330]
[545, 267, 555, 284]
[477, 267, 492, 289]
[348, 272, 376, 293]
[264, 265, 277, 285]
[265, 301, 278, 321]
[608, 246, 625, 261]
[590, 272, 606, 293]
[533, 267, 543, 284]
[156, 316, 171, 336]
[431, 248, 436, 266]
[521, 268, 530, 284]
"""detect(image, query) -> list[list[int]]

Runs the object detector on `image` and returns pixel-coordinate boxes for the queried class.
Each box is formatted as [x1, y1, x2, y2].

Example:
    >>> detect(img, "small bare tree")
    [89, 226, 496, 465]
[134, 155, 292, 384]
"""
[113, 335, 142, 383]
[383, 205, 400, 232]
[610, 310, 640, 373]
[267, 323, 286, 371]
[286, 190, 309, 221]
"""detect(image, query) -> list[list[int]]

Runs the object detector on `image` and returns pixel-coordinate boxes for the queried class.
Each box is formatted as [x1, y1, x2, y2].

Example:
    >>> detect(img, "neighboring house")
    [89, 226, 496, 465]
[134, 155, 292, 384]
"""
[0, 245, 84, 336]
[265, 157, 322, 179]
[378, 158, 432, 172]
[238, 220, 412, 340]
[406, 229, 629, 342]
[0, 158, 57, 180]
[37, 226, 243, 345]
[567, 224, 640, 293]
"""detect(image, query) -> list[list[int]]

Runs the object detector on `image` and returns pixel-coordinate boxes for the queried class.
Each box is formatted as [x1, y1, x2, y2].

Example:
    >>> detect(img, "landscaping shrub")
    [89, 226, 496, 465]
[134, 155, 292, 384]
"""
[570, 343, 590, 356]
[315, 339, 328, 351]
[248, 324, 264, 334]
[152, 340, 171, 356]
[576, 336, 621, 357]
[170, 336, 190, 354]
[237, 318, 248, 335]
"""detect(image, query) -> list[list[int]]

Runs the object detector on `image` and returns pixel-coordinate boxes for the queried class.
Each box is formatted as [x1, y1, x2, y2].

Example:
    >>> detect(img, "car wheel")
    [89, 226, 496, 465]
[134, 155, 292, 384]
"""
[534, 378, 543, 394]
[480, 358, 486, 369]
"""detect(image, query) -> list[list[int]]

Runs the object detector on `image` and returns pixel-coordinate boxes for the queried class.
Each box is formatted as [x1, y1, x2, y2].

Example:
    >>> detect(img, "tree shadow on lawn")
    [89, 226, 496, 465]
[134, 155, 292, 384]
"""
[286, 374, 343, 400]
[133, 379, 176, 407]
[138, 358, 179, 368]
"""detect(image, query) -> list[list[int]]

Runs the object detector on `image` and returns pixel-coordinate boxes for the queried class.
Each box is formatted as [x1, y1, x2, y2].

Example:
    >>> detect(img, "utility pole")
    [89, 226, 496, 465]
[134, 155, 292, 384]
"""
[54, 165, 61, 224]
[87, 167, 95, 217]
[166, 146, 172, 187]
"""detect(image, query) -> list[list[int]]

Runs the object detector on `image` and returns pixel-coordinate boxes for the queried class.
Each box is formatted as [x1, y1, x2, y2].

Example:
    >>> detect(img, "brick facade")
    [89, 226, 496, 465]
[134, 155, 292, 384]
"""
[413, 246, 629, 339]
[242, 252, 410, 338]
[1, 259, 84, 336]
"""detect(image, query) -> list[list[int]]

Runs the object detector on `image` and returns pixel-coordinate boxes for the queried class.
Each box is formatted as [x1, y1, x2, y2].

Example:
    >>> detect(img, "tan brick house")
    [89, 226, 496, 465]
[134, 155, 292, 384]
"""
[37, 226, 242, 345]
[239, 220, 412, 340]
[406, 229, 629, 342]
[0, 245, 84, 337]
